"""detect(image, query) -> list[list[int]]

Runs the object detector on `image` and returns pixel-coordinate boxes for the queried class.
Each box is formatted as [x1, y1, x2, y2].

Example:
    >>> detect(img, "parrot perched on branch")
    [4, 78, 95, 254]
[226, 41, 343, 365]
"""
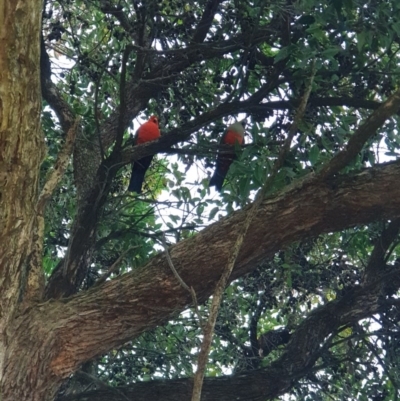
[128, 115, 161, 193]
[209, 121, 246, 191]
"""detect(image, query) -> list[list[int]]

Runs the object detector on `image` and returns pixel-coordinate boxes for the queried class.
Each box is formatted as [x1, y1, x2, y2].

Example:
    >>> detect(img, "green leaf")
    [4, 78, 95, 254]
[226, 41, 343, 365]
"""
[208, 207, 219, 220]
[322, 47, 340, 58]
[309, 145, 320, 166]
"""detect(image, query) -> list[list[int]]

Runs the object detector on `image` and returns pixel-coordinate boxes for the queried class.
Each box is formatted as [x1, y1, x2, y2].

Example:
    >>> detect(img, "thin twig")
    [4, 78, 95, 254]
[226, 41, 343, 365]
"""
[94, 56, 112, 160]
[318, 87, 400, 180]
[114, 45, 133, 153]
[94, 246, 139, 286]
[191, 59, 317, 401]
[161, 235, 204, 329]
[75, 371, 131, 401]
[361, 335, 399, 395]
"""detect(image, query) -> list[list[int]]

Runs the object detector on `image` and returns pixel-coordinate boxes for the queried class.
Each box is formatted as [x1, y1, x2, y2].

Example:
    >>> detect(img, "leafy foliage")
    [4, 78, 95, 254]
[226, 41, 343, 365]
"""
[38, 0, 400, 399]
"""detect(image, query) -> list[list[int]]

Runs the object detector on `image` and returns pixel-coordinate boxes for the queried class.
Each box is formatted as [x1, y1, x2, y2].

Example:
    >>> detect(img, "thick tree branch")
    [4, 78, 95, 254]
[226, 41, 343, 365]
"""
[59, 266, 400, 401]
[27, 119, 79, 302]
[44, 83, 400, 301]
[119, 93, 382, 168]
[191, 0, 223, 44]
[99, 1, 133, 33]
[45, 67, 283, 299]
[45, 17, 285, 299]
[37, 119, 79, 215]
[35, 161, 400, 379]
[45, 152, 118, 299]
[41, 79, 76, 136]
[191, 59, 315, 401]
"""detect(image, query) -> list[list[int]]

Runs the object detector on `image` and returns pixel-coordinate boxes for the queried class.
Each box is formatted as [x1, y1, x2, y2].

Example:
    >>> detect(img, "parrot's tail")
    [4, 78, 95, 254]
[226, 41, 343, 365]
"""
[128, 168, 146, 193]
[128, 156, 154, 193]
[209, 170, 225, 192]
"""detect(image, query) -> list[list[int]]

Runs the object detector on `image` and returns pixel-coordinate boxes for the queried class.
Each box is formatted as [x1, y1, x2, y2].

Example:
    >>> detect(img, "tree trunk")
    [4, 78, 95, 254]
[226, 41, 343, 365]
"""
[0, 0, 46, 399]
[3, 2, 400, 400]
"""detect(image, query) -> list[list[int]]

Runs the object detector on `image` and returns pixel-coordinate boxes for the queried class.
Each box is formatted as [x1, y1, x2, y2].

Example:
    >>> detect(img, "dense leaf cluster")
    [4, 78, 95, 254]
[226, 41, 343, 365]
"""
[39, 0, 400, 400]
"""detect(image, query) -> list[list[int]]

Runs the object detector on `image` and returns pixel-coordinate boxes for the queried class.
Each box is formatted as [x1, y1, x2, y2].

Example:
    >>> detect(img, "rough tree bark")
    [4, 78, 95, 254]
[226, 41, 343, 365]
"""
[3, 2, 400, 401]
[3, 159, 400, 400]
[59, 267, 400, 401]
[0, 0, 49, 400]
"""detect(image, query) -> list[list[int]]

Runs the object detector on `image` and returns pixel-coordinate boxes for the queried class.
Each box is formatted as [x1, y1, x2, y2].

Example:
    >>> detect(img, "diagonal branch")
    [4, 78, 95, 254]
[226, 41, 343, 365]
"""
[45, 152, 119, 299]
[318, 88, 400, 179]
[363, 218, 400, 284]
[37, 118, 80, 215]
[25, 117, 79, 303]
[99, 1, 133, 33]
[191, 0, 223, 44]
[45, 68, 284, 300]
[48, 21, 286, 298]
[37, 160, 400, 378]
[57, 264, 400, 401]
[41, 80, 76, 136]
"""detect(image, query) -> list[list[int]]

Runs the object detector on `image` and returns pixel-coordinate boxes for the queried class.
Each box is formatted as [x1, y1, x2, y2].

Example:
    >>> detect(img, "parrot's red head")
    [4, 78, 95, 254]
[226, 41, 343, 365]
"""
[149, 115, 159, 125]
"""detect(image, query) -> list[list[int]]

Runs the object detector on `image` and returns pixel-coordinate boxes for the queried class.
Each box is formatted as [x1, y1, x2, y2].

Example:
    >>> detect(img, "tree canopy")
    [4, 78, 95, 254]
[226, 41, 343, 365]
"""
[2, 0, 400, 400]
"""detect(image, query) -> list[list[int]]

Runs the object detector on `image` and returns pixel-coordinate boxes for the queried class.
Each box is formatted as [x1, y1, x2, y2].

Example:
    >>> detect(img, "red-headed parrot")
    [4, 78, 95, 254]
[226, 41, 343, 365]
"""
[209, 121, 246, 191]
[128, 115, 161, 193]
